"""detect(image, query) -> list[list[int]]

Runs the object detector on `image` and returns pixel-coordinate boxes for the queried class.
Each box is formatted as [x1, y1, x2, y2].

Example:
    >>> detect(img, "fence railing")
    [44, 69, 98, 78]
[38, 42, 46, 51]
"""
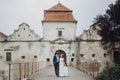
[6, 61, 48, 80]
[78, 61, 110, 80]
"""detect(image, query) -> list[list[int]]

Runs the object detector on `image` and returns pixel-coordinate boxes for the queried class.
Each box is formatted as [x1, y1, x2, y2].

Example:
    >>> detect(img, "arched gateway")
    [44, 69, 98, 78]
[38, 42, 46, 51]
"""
[55, 50, 67, 65]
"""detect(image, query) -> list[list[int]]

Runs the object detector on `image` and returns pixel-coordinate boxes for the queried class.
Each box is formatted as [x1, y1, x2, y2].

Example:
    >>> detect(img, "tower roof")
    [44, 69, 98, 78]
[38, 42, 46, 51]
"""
[47, 3, 72, 12]
[43, 3, 77, 22]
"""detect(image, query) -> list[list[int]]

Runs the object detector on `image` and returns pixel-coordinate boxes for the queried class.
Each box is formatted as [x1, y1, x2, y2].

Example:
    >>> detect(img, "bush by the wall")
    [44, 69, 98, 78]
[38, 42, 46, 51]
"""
[96, 64, 120, 80]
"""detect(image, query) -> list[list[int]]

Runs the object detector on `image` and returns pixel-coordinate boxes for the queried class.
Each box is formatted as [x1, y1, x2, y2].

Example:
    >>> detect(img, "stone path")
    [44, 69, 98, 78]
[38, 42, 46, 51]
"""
[28, 66, 94, 80]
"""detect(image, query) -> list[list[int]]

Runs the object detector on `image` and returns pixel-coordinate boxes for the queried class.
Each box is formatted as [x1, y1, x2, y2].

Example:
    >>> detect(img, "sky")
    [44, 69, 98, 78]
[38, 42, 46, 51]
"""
[0, 0, 116, 37]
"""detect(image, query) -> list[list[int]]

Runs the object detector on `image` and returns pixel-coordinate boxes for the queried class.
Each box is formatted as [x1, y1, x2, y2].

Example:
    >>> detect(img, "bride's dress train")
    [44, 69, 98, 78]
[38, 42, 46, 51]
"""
[59, 58, 68, 77]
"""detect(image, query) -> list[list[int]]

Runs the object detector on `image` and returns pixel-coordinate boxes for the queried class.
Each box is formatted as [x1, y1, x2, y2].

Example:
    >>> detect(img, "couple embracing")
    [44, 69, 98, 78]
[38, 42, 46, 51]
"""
[53, 50, 68, 77]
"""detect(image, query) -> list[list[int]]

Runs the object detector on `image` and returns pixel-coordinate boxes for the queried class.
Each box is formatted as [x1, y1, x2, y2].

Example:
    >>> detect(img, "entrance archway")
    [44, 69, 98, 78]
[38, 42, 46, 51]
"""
[55, 50, 67, 66]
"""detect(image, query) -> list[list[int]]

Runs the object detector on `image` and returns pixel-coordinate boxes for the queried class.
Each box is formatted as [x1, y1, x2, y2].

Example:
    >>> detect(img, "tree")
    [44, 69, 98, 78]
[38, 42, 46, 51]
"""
[94, 0, 120, 45]
[106, 0, 120, 42]
[94, 0, 120, 64]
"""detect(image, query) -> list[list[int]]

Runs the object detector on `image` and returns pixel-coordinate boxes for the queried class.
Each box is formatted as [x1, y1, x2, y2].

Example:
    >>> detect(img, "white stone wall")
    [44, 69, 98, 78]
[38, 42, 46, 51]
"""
[42, 22, 76, 41]
[39, 42, 51, 62]
[79, 41, 110, 62]
[0, 33, 6, 41]
[0, 23, 42, 64]
[42, 21, 77, 66]
[8, 23, 40, 41]
[79, 25, 110, 63]
[40, 41, 77, 66]
[5, 42, 41, 62]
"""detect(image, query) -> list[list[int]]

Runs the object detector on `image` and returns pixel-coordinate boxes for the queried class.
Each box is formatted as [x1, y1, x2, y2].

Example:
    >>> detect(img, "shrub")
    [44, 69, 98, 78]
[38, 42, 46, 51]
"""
[96, 64, 120, 80]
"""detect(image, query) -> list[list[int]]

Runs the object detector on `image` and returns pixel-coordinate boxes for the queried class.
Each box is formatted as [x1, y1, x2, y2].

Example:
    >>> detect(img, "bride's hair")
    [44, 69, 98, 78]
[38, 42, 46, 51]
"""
[60, 54, 64, 58]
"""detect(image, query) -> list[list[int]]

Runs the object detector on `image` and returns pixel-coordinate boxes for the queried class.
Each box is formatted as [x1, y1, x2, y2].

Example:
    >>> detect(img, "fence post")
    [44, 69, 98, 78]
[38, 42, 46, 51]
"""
[97, 62, 99, 80]
[37, 62, 39, 72]
[24, 63, 26, 78]
[85, 62, 87, 74]
[35, 62, 37, 72]
[83, 63, 85, 72]
[9, 63, 11, 80]
[32, 62, 33, 74]
[106, 62, 108, 80]
[93, 62, 94, 78]
[38, 62, 40, 72]
[27, 63, 29, 77]
[39, 62, 41, 71]
[19, 63, 21, 80]
[90, 62, 92, 76]
[36, 62, 38, 72]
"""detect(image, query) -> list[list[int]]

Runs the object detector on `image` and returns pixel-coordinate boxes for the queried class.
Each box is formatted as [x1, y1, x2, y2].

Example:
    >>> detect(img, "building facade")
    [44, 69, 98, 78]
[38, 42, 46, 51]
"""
[40, 3, 77, 65]
[0, 3, 112, 66]
[78, 24, 111, 63]
[0, 3, 78, 67]
[0, 3, 112, 79]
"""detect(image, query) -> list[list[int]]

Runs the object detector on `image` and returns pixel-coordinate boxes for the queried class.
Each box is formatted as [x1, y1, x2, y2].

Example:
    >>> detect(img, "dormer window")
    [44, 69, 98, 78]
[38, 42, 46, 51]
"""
[58, 31, 62, 36]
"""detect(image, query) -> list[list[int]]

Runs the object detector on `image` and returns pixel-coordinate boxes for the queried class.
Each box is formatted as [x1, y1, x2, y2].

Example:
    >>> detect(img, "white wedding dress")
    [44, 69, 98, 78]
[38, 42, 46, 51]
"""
[59, 58, 68, 77]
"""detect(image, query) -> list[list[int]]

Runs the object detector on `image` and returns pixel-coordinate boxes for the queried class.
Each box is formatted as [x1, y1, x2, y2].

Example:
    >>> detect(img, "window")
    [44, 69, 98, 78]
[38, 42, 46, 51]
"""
[58, 31, 62, 36]
[34, 55, 37, 58]
[29, 34, 31, 37]
[80, 54, 84, 57]
[46, 58, 50, 62]
[92, 54, 95, 57]
[18, 34, 20, 37]
[72, 53, 75, 57]
[71, 58, 74, 62]
[6, 52, 12, 61]
[21, 56, 25, 59]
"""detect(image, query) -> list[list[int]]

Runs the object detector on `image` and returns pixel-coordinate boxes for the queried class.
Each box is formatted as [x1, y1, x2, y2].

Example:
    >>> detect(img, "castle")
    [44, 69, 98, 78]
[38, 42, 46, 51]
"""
[0, 4, 111, 79]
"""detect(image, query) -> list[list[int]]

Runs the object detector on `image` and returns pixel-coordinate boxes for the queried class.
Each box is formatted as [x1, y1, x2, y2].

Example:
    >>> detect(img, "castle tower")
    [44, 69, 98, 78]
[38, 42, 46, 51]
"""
[42, 3, 77, 41]
[41, 3, 77, 66]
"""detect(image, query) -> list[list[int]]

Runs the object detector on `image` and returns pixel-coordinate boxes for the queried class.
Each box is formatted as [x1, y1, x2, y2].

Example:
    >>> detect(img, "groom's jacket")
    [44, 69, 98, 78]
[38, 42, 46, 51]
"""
[53, 55, 59, 64]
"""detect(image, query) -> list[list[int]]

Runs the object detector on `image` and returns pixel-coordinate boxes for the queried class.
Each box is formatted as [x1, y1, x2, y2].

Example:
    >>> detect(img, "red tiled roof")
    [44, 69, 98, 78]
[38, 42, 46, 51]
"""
[43, 3, 77, 22]
[47, 3, 72, 11]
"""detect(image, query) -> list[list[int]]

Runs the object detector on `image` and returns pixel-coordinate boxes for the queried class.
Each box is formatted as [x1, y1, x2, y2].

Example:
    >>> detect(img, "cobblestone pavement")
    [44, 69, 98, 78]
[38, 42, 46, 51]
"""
[28, 66, 94, 80]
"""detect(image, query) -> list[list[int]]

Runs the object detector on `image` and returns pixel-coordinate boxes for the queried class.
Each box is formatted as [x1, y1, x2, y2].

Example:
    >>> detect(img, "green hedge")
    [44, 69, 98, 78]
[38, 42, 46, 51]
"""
[96, 64, 120, 80]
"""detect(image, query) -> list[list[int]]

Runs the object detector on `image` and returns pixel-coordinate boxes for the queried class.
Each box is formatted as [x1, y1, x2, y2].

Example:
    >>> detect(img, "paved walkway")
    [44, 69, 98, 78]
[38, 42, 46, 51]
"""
[28, 66, 94, 80]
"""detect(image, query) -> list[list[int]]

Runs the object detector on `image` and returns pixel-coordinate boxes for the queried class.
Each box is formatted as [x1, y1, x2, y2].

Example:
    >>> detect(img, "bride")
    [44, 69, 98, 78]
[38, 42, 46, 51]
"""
[59, 54, 68, 77]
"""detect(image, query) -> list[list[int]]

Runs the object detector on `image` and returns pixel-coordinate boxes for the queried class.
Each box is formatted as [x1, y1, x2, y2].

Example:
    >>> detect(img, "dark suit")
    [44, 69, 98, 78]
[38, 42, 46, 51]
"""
[53, 55, 59, 77]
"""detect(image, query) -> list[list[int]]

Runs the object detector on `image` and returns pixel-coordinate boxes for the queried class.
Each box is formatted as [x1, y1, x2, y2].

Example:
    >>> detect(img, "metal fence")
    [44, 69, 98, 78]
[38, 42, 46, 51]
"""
[6, 61, 47, 80]
[79, 62, 110, 80]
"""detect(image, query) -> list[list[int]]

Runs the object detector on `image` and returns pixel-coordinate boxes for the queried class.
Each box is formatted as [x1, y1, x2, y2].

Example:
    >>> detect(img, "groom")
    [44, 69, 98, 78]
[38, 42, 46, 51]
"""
[53, 51, 60, 77]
